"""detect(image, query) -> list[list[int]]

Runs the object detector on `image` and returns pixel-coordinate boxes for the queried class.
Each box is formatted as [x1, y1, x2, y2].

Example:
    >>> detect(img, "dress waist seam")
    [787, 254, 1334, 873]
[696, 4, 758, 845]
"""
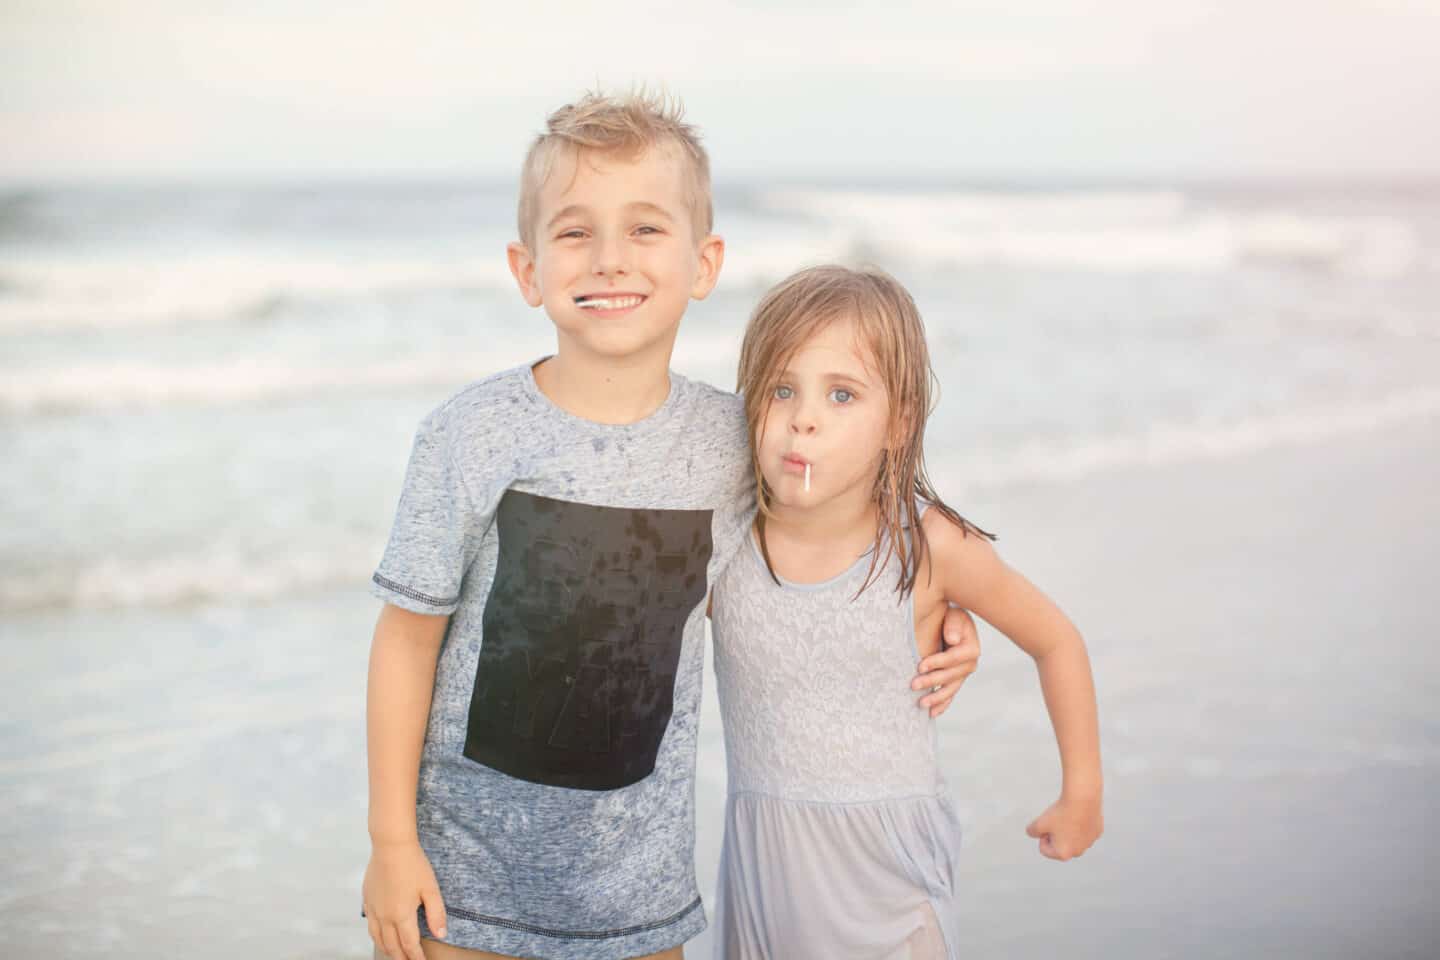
[727, 787, 948, 808]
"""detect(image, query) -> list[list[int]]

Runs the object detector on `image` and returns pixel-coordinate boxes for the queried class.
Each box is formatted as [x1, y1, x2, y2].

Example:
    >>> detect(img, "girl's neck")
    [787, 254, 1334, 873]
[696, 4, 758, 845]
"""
[766, 488, 878, 549]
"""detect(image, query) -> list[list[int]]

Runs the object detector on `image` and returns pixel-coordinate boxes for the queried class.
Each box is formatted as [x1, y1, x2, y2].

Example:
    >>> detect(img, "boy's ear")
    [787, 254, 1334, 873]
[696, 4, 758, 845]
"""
[507, 242, 544, 307]
[689, 234, 725, 300]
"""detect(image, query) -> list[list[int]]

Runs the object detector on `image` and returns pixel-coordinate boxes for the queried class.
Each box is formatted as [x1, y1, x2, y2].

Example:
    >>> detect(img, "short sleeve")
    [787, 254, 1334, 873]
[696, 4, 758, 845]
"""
[708, 395, 758, 580]
[370, 408, 491, 615]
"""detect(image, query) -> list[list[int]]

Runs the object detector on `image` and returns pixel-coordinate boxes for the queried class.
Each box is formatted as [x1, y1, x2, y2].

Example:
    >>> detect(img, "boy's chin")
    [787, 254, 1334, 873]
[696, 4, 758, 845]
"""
[549, 321, 681, 362]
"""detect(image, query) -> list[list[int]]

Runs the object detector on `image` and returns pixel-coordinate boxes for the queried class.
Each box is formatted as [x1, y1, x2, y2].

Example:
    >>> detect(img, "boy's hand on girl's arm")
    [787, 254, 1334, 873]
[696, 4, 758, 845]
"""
[364, 840, 448, 960]
[1025, 792, 1104, 861]
[912, 605, 980, 717]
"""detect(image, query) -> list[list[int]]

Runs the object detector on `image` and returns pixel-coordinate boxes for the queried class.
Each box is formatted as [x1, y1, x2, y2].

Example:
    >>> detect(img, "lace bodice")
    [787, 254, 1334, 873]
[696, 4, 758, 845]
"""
[711, 521, 944, 804]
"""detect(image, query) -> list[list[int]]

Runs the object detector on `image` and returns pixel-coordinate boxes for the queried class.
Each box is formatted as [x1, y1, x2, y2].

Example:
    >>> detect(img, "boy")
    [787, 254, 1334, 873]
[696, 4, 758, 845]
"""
[363, 92, 978, 960]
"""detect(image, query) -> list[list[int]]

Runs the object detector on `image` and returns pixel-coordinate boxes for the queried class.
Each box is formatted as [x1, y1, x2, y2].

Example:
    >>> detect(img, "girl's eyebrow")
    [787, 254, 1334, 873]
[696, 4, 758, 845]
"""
[778, 369, 870, 387]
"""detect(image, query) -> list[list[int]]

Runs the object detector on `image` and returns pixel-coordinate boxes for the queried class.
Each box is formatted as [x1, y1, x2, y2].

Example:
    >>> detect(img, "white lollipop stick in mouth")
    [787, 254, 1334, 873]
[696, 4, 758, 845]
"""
[804, 462, 811, 493]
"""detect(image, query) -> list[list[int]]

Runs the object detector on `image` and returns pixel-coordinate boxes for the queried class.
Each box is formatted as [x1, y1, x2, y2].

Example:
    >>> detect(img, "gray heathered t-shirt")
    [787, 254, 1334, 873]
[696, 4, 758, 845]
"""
[370, 360, 754, 959]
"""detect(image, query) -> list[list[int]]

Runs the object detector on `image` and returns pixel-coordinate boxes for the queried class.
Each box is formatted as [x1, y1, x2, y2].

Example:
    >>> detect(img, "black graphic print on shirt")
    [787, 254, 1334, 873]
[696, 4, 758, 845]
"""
[466, 490, 713, 791]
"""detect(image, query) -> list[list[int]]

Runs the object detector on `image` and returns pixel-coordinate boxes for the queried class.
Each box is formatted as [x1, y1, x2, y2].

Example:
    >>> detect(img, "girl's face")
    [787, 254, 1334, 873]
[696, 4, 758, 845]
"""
[756, 316, 892, 512]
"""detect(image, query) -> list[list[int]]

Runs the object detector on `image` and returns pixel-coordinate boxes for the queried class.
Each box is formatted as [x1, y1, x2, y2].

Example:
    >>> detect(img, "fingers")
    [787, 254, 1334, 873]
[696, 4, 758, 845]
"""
[941, 605, 978, 646]
[912, 651, 978, 687]
[918, 680, 961, 710]
[1042, 834, 1083, 861]
[1029, 816, 1085, 861]
[366, 912, 384, 958]
[1030, 819, 1068, 861]
[421, 884, 448, 941]
[927, 692, 956, 718]
[915, 643, 979, 680]
[380, 923, 404, 960]
[913, 663, 977, 703]
[397, 919, 426, 960]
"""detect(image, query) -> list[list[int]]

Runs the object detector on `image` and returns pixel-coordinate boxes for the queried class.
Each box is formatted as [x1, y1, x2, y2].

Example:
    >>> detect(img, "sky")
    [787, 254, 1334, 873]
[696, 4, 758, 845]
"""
[2, 0, 1438, 183]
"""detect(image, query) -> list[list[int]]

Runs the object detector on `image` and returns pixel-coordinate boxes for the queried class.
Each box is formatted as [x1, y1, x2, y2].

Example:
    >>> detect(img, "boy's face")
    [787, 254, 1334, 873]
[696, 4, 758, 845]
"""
[508, 145, 724, 366]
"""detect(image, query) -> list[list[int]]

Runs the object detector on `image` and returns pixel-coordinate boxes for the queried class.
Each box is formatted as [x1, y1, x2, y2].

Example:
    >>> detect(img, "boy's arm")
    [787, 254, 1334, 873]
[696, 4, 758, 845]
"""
[363, 604, 449, 960]
[912, 606, 981, 717]
[367, 604, 447, 846]
[922, 510, 1104, 859]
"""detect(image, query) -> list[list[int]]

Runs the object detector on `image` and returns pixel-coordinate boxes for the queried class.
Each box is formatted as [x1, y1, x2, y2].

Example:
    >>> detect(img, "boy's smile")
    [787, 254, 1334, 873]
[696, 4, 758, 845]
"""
[508, 145, 723, 367]
[573, 291, 648, 316]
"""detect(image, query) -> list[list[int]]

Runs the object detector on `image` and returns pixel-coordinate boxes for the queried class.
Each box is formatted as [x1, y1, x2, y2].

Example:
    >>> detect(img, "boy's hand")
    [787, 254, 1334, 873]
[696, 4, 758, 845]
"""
[363, 840, 448, 960]
[1025, 793, 1104, 861]
[912, 605, 980, 717]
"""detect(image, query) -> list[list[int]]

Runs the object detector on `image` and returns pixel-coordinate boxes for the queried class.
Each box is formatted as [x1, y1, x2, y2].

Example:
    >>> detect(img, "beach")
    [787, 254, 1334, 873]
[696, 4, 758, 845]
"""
[2, 416, 1434, 958]
[2, 178, 1438, 957]
[690, 416, 1440, 959]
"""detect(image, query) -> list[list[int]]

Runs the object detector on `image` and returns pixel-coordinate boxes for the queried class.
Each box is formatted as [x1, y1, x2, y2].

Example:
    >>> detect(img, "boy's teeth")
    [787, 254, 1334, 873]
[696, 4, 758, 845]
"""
[578, 295, 643, 310]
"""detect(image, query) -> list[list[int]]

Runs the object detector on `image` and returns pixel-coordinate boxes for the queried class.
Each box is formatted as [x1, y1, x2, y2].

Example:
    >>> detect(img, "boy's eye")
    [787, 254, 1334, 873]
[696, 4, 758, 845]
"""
[634, 225, 661, 236]
[557, 229, 586, 239]
[829, 388, 854, 404]
[773, 385, 794, 400]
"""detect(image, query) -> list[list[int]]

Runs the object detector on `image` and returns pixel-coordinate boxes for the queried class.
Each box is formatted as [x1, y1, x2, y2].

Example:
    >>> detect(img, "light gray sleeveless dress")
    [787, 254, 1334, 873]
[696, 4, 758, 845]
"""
[710, 515, 963, 959]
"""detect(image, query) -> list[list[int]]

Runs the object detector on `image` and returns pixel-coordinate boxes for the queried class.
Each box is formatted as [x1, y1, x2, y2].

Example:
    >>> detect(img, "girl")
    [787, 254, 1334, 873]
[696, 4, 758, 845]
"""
[710, 265, 1104, 958]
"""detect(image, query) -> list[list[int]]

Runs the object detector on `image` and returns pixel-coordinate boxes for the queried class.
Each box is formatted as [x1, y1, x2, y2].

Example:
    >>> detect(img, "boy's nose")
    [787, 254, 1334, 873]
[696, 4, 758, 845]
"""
[591, 236, 628, 277]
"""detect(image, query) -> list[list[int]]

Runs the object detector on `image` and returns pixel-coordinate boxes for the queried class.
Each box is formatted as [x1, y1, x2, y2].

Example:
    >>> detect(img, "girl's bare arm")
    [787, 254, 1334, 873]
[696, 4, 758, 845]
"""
[921, 511, 1104, 857]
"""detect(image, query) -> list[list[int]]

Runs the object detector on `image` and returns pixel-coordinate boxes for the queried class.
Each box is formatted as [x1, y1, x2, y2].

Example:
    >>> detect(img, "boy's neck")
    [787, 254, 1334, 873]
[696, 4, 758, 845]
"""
[532, 349, 673, 425]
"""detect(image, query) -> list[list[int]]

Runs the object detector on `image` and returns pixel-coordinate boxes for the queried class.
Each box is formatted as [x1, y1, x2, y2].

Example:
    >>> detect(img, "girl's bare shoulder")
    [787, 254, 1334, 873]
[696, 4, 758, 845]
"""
[918, 506, 1004, 608]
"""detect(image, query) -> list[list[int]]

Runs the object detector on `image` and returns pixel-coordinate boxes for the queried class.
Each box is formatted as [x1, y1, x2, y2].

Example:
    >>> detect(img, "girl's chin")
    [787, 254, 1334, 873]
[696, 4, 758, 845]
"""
[765, 487, 813, 510]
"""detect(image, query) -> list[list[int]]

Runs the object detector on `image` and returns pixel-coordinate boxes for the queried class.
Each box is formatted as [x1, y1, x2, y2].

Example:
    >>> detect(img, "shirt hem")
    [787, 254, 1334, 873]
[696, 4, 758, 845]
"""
[418, 896, 705, 960]
[370, 572, 459, 614]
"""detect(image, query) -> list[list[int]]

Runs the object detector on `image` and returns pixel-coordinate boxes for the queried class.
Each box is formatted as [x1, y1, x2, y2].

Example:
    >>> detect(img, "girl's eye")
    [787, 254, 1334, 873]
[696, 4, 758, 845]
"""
[773, 385, 794, 400]
[557, 229, 586, 240]
[830, 388, 854, 404]
[634, 225, 661, 236]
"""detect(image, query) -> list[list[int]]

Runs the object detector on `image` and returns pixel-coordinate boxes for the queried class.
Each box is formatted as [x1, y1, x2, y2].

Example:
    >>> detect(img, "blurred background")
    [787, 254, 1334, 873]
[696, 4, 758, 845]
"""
[3, 2, 1438, 957]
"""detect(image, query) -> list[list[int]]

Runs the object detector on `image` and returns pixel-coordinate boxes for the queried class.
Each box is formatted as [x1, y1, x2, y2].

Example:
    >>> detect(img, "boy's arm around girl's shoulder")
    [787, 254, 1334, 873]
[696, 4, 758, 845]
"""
[363, 604, 451, 960]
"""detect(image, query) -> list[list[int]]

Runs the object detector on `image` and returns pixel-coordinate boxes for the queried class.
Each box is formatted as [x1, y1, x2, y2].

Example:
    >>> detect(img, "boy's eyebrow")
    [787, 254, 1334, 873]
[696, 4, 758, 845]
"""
[546, 204, 590, 230]
[546, 201, 676, 230]
[626, 201, 676, 221]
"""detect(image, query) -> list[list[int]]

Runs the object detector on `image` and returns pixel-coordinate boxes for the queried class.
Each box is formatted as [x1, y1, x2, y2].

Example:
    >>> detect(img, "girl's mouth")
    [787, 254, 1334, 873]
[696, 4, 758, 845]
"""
[781, 455, 813, 492]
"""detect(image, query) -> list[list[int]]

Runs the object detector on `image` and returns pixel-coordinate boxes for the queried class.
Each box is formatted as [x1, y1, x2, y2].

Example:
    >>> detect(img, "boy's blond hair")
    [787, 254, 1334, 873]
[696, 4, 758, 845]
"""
[517, 90, 713, 249]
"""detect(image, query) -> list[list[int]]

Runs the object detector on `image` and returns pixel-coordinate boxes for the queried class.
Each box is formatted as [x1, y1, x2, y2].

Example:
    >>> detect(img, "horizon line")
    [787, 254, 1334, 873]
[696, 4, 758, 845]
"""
[5, 169, 1440, 192]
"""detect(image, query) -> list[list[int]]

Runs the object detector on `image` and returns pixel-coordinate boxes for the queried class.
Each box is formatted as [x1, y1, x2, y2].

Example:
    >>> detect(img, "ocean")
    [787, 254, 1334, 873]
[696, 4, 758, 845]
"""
[3, 178, 1438, 957]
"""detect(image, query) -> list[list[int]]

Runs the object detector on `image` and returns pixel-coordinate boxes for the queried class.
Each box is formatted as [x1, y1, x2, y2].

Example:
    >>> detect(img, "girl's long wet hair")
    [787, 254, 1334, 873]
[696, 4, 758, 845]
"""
[736, 264, 996, 599]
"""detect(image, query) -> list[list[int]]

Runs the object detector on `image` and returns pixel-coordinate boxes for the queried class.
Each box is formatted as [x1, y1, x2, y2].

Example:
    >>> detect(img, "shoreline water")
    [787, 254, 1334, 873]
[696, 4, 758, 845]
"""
[4, 417, 1436, 957]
